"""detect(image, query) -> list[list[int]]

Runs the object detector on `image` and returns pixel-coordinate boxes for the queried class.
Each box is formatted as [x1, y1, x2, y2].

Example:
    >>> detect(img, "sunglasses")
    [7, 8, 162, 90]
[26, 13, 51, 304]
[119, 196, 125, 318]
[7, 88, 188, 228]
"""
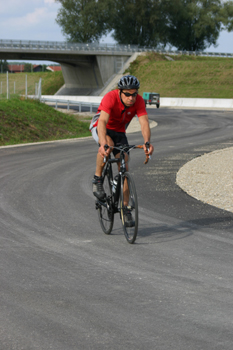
[121, 91, 138, 97]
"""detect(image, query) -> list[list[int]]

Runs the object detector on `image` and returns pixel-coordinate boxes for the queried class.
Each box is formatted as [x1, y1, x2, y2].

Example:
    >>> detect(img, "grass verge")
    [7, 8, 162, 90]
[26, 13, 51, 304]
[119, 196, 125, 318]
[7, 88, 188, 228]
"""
[0, 98, 91, 146]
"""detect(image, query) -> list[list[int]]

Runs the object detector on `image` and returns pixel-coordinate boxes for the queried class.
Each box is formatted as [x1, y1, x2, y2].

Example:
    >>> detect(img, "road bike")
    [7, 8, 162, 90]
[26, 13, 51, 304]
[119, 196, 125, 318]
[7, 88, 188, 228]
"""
[95, 144, 150, 244]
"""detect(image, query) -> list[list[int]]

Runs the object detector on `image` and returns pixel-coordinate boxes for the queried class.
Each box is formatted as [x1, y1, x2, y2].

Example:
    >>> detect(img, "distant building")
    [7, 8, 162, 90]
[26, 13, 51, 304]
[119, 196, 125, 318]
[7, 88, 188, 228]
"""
[46, 65, 62, 72]
[8, 64, 24, 73]
[8, 64, 62, 73]
[33, 65, 42, 72]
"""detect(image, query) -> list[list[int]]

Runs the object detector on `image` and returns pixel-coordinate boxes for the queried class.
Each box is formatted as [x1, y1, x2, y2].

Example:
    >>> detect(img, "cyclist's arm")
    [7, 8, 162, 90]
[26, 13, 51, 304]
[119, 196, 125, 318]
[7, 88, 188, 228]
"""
[97, 110, 111, 157]
[138, 114, 154, 155]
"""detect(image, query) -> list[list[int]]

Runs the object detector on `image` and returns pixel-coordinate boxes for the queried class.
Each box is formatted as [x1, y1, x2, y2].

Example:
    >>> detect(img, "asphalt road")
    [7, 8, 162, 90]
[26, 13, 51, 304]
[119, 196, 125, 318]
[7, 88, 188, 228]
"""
[1, 108, 233, 349]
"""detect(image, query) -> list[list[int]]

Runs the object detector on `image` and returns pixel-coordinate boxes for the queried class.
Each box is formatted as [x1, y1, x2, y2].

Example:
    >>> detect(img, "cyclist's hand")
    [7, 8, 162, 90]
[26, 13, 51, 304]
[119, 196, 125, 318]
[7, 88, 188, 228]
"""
[144, 142, 154, 156]
[98, 144, 110, 159]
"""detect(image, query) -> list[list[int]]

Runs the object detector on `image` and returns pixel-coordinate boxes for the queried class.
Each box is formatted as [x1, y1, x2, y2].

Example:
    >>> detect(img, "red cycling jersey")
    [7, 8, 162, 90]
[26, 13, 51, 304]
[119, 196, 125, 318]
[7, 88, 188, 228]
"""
[95, 89, 147, 133]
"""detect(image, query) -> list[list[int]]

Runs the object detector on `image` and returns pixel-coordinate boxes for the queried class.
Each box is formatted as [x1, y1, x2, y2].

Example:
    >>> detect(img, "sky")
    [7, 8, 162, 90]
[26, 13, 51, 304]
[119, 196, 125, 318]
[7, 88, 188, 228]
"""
[1, 0, 233, 65]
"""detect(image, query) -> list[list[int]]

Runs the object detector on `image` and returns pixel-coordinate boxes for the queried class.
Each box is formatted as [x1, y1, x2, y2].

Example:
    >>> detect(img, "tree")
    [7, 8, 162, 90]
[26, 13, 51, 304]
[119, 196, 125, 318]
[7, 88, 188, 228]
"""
[55, 0, 233, 50]
[24, 63, 33, 72]
[0, 60, 9, 73]
[220, 0, 233, 32]
[55, 0, 113, 43]
[111, 0, 166, 47]
[161, 0, 233, 51]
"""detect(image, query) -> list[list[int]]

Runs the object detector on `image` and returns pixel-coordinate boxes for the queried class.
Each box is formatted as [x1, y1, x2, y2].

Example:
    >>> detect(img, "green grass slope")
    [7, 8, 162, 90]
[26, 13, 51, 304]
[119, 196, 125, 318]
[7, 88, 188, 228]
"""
[127, 53, 233, 98]
[0, 71, 64, 98]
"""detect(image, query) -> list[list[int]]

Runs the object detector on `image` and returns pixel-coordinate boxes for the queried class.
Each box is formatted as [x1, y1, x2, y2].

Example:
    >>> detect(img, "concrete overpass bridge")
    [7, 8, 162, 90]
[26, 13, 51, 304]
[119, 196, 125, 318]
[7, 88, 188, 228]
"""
[0, 39, 141, 96]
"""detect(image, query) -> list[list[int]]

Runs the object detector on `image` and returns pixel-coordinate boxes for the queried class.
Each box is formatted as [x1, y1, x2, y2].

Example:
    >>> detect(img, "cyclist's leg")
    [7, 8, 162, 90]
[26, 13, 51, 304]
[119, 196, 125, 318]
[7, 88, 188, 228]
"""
[91, 126, 114, 177]
[92, 127, 114, 200]
[95, 135, 114, 177]
[92, 127, 114, 177]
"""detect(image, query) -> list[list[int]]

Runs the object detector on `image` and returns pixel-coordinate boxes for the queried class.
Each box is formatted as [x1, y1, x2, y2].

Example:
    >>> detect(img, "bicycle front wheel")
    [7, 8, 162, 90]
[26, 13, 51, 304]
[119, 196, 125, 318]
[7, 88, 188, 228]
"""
[120, 172, 138, 244]
[98, 171, 114, 235]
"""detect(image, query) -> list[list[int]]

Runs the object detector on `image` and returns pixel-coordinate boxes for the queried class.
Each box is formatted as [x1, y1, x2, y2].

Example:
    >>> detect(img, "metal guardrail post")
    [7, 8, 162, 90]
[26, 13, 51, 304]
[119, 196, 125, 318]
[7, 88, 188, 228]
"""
[79, 102, 81, 112]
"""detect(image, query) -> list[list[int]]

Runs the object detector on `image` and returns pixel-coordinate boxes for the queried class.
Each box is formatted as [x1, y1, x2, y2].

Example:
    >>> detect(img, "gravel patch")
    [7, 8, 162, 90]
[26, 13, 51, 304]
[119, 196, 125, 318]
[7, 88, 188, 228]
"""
[176, 147, 233, 213]
[126, 117, 157, 133]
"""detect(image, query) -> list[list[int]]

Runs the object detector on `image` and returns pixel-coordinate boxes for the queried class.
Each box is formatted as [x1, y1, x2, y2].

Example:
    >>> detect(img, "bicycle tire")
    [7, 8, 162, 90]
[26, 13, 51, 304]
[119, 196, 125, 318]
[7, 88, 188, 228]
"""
[120, 172, 138, 244]
[98, 167, 114, 235]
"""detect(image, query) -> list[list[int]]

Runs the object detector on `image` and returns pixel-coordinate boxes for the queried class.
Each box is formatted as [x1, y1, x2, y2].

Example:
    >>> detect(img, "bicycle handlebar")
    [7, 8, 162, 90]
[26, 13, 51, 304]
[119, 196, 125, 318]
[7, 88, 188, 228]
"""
[135, 145, 150, 164]
[103, 144, 151, 165]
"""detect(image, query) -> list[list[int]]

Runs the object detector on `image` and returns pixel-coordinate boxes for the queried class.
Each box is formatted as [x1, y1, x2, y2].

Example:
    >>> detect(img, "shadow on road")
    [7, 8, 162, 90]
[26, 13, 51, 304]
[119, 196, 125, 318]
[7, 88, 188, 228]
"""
[138, 215, 233, 243]
[138, 223, 193, 243]
[186, 216, 233, 229]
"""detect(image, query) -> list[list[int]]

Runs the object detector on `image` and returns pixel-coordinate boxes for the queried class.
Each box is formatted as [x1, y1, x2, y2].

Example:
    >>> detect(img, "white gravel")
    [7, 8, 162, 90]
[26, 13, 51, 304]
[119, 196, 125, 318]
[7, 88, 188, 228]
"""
[176, 147, 233, 213]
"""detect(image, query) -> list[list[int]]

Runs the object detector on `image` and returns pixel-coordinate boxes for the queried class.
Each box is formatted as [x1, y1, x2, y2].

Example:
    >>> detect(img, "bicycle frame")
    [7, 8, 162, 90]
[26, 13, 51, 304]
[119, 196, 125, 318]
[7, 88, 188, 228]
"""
[98, 154, 122, 214]
[95, 144, 150, 243]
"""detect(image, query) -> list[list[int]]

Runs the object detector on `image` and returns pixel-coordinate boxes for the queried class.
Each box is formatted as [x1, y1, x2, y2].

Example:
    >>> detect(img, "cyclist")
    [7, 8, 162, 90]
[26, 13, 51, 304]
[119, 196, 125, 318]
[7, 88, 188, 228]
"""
[90, 75, 154, 224]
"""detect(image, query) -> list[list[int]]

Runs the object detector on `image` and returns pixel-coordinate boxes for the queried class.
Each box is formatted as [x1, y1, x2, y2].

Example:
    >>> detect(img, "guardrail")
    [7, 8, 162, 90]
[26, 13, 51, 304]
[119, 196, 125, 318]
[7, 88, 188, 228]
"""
[40, 97, 99, 113]
[33, 95, 233, 110]
[1, 39, 233, 57]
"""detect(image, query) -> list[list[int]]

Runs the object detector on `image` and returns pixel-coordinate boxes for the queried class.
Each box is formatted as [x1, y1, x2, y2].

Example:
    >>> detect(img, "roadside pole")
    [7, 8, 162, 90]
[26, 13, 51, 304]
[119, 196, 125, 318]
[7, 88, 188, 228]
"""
[6, 71, 9, 99]
[38, 78, 42, 101]
[25, 74, 27, 99]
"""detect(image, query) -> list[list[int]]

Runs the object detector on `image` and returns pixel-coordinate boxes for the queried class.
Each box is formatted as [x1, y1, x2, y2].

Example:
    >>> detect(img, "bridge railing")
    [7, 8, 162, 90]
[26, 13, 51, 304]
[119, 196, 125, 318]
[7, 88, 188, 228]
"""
[1, 39, 233, 57]
[0, 39, 139, 53]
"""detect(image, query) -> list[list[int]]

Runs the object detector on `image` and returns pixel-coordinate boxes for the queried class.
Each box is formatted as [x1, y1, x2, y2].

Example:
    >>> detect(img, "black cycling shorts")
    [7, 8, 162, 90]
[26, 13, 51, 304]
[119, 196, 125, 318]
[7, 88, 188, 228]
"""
[106, 129, 129, 156]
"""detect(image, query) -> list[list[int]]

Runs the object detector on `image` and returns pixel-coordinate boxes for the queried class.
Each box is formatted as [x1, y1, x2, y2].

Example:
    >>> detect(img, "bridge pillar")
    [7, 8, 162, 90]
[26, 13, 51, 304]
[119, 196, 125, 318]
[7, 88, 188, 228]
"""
[57, 55, 130, 96]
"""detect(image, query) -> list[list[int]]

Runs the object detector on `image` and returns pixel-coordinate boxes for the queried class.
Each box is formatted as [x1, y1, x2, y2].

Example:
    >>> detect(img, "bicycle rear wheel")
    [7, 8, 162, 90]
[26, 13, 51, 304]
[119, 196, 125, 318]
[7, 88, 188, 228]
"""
[97, 170, 114, 235]
[120, 172, 138, 244]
